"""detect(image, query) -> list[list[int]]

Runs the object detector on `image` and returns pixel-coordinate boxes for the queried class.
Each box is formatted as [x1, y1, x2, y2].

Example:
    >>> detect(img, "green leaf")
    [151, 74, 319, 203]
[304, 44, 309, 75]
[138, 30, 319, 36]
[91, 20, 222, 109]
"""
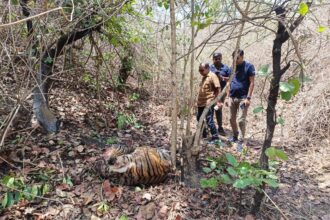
[279, 82, 295, 92]
[31, 185, 39, 198]
[280, 91, 292, 101]
[253, 106, 263, 114]
[63, 176, 73, 187]
[225, 153, 238, 167]
[2, 192, 8, 208]
[288, 78, 301, 96]
[275, 149, 288, 161]
[2, 176, 15, 188]
[200, 178, 218, 189]
[210, 161, 217, 169]
[41, 184, 50, 195]
[4, 192, 15, 208]
[220, 174, 233, 184]
[106, 137, 117, 145]
[119, 215, 129, 220]
[317, 26, 327, 33]
[277, 117, 285, 125]
[23, 187, 33, 200]
[298, 2, 309, 16]
[265, 147, 277, 160]
[44, 56, 53, 64]
[227, 167, 237, 177]
[202, 167, 212, 174]
[11, 0, 19, 5]
[237, 162, 251, 175]
[257, 64, 269, 77]
[233, 178, 252, 189]
[267, 173, 279, 180]
[263, 178, 279, 188]
[265, 147, 288, 161]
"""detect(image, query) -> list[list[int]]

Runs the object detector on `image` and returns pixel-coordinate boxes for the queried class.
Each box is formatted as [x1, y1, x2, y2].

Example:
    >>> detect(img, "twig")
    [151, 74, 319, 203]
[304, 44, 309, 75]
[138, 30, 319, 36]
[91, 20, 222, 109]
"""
[0, 104, 21, 147]
[0, 7, 65, 28]
[0, 156, 20, 170]
[70, 0, 75, 21]
[262, 189, 289, 220]
[57, 152, 66, 180]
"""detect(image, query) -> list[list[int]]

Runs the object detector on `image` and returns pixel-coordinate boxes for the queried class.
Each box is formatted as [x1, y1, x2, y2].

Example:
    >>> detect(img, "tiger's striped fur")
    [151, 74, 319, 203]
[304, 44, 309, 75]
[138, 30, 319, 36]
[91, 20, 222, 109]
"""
[95, 146, 172, 185]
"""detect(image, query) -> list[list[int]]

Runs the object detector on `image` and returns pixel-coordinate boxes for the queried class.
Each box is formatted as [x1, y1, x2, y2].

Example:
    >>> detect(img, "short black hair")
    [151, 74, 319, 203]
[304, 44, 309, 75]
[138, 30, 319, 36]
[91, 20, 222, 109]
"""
[213, 52, 222, 58]
[199, 62, 210, 69]
[232, 49, 244, 57]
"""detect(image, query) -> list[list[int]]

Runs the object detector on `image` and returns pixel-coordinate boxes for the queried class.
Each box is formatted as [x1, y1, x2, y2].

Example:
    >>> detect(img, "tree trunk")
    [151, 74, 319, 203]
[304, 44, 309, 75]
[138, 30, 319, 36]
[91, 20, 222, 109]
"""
[169, 0, 178, 168]
[185, 0, 195, 136]
[252, 4, 309, 213]
[33, 26, 101, 133]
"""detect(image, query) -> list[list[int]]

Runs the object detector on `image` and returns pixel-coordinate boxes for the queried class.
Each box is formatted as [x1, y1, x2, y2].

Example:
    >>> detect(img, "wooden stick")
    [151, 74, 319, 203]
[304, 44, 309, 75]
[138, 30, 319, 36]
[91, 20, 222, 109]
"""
[0, 7, 64, 29]
[262, 189, 289, 220]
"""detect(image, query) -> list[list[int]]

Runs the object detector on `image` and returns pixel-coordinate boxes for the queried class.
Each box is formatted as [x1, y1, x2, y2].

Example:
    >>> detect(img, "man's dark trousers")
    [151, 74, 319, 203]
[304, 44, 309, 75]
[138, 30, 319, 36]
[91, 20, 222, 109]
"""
[197, 107, 219, 140]
[215, 107, 223, 131]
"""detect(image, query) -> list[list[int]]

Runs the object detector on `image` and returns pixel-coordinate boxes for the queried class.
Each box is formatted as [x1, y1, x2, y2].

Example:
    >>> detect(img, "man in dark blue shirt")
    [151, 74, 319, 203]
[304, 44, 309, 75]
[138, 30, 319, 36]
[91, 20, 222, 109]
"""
[210, 52, 230, 136]
[224, 49, 255, 151]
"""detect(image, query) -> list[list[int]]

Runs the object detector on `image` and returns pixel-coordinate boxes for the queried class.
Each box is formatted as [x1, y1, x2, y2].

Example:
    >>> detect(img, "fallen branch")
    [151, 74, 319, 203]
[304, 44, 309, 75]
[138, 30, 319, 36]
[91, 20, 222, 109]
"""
[262, 189, 289, 220]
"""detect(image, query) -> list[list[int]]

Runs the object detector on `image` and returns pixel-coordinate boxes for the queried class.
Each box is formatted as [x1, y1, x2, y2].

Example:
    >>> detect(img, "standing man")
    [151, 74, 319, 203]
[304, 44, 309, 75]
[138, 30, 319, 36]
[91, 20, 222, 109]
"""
[197, 63, 220, 143]
[210, 52, 230, 136]
[225, 49, 255, 151]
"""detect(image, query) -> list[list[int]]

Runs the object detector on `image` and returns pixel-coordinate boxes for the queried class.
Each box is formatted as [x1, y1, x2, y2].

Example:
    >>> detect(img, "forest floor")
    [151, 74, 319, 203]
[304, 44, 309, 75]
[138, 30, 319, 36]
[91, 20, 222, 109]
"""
[0, 78, 329, 220]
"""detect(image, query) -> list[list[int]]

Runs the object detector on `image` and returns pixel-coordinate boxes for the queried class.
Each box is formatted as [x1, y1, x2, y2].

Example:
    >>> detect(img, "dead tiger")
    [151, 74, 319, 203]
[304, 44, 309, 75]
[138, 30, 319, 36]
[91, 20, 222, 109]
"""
[94, 145, 172, 185]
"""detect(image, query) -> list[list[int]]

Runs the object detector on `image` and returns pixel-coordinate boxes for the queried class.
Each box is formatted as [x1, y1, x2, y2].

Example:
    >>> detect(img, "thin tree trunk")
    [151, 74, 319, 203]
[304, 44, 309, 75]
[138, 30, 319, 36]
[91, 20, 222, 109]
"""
[252, 3, 310, 214]
[169, 0, 178, 168]
[185, 0, 195, 136]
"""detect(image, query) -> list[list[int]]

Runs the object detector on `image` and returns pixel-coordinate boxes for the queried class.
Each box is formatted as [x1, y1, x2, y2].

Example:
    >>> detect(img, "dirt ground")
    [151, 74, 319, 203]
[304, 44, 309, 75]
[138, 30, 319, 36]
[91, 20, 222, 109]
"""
[0, 76, 329, 220]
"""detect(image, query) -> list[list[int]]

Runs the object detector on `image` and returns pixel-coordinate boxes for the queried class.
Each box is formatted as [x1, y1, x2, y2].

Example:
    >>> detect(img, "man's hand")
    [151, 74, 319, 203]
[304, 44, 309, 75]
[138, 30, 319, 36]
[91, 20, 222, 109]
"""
[243, 98, 251, 107]
[216, 101, 223, 109]
[224, 98, 229, 107]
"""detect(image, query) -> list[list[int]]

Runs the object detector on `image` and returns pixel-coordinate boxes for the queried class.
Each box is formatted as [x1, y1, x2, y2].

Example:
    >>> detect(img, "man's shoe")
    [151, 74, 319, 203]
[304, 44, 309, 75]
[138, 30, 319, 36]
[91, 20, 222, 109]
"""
[228, 136, 238, 143]
[218, 127, 226, 136]
[207, 139, 221, 145]
[236, 140, 244, 152]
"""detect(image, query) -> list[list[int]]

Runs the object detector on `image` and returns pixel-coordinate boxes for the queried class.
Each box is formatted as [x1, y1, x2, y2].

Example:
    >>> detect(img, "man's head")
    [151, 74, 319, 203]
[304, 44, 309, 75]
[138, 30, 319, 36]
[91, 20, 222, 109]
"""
[213, 52, 222, 66]
[232, 49, 244, 65]
[199, 63, 210, 76]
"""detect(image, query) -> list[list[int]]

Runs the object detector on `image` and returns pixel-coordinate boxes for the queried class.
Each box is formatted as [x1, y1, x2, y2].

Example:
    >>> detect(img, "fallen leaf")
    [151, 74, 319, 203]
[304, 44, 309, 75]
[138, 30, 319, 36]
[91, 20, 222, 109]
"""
[103, 180, 122, 201]
[158, 205, 168, 218]
[202, 194, 210, 200]
[91, 215, 101, 220]
[82, 193, 94, 205]
[138, 202, 156, 220]
[142, 193, 152, 201]
[76, 145, 84, 153]
[245, 214, 256, 220]
[74, 184, 85, 196]
[175, 215, 182, 220]
[322, 214, 330, 220]
[68, 151, 75, 157]
[56, 183, 70, 191]
[56, 188, 67, 198]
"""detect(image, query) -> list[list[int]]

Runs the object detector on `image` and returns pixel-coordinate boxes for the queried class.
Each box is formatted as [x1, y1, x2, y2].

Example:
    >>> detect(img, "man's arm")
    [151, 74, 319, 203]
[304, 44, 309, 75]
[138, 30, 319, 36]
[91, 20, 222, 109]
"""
[221, 65, 231, 82]
[214, 87, 220, 98]
[244, 75, 255, 107]
[247, 75, 255, 98]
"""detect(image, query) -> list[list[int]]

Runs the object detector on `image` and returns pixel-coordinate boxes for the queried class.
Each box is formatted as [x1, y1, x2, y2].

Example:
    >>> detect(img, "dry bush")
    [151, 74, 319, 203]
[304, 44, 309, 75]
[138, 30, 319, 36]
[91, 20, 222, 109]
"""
[295, 84, 330, 146]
